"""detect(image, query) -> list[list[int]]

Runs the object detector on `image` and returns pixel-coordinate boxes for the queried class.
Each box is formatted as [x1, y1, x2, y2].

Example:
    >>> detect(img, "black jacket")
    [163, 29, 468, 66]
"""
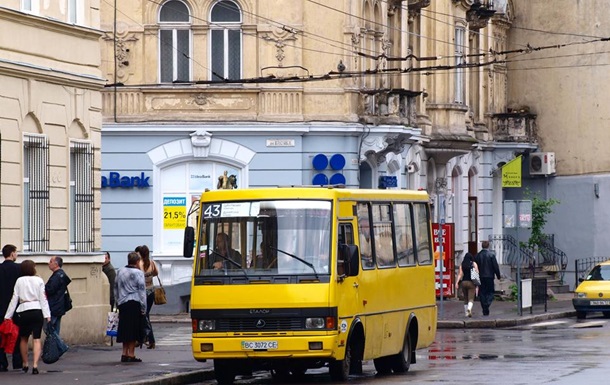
[475, 249, 501, 279]
[45, 269, 71, 317]
[0, 260, 21, 317]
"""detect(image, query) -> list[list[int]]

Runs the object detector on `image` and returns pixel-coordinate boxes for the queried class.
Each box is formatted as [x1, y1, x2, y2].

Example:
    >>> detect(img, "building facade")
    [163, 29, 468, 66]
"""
[0, 1, 107, 343]
[507, 0, 610, 288]
[100, 0, 537, 313]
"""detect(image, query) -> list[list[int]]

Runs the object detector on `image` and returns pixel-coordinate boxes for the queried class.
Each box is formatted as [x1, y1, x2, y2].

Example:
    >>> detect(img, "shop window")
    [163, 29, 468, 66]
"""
[23, 135, 49, 252]
[159, 0, 191, 83]
[210, 0, 242, 81]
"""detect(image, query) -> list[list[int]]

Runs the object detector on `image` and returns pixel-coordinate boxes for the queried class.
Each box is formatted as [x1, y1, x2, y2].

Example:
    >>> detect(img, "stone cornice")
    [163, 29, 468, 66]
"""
[0, 6, 102, 40]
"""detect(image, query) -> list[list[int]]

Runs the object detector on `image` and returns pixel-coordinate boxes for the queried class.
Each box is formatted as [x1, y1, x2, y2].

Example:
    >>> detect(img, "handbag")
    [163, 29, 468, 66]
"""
[64, 288, 73, 312]
[42, 324, 69, 364]
[470, 262, 481, 286]
[153, 276, 167, 305]
[106, 311, 119, 337]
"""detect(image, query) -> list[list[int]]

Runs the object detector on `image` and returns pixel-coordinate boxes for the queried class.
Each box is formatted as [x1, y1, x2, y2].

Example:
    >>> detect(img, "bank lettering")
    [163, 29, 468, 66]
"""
[101, 172, 151, 189]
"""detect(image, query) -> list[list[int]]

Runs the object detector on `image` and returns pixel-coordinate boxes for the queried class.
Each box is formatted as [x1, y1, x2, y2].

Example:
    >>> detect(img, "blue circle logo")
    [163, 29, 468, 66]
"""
[312, 173, 329, 186]
[329, 154, 346, 170]
[312, 154, 328, 170]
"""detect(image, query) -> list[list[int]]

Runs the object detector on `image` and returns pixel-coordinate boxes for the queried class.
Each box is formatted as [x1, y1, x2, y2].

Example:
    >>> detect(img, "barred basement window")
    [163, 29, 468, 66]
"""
[70, 142, 94, 252]
[23, 135, 49, 252]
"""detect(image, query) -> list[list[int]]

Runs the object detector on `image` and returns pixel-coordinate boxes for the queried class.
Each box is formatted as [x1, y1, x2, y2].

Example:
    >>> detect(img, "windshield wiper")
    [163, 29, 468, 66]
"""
[269, 246, 318, 279]
[209, 249, 249, 278]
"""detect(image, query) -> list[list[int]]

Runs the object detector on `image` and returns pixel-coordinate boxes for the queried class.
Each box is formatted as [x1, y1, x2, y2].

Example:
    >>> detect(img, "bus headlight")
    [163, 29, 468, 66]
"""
[197, 320, 216, 331]
[305, 317, 325, 329]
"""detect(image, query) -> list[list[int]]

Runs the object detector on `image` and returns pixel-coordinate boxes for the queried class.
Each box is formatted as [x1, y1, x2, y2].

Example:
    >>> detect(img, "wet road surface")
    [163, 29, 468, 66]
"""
[193, 317, 610, 384]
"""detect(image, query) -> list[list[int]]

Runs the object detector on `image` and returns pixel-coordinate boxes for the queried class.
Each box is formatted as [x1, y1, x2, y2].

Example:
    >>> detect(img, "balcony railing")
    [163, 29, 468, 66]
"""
[491, 111, 537, 143]
[358, 88, 420, 127]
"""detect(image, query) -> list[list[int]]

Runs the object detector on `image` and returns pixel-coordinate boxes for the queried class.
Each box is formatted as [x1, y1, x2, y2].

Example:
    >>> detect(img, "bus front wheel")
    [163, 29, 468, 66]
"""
[214, 359, 236, 385]
[329, 342, 352, 381]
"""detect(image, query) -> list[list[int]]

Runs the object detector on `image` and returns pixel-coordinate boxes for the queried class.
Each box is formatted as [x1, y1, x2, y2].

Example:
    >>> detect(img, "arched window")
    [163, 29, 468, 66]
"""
[159, 0, 191, 83]
[210, 1, 242, 81]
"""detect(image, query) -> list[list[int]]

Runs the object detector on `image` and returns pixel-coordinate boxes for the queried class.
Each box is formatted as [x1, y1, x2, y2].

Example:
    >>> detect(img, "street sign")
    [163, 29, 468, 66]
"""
[503, 200, 532, 229]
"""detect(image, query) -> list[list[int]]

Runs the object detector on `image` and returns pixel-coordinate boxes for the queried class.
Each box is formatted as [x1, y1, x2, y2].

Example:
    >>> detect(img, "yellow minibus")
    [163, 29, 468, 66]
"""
[184, 187, 437, 384]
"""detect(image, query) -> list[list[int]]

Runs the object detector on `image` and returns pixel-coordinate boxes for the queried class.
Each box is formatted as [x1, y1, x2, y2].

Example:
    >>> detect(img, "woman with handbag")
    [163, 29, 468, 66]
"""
[114, 252, 146, 363]
[135, 245, 158, 349]
[3, 260, 51, 375]
[455, 253, 479, 318]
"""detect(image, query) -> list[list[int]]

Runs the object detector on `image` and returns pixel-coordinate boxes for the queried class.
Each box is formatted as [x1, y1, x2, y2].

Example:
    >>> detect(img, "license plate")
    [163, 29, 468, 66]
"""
[590, 300, 610, 306]
[241, 341, 278, 350]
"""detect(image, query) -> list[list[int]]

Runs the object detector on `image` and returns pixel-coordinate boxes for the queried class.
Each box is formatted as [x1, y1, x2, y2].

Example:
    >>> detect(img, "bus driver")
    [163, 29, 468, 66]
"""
[212, 233, 242, 269]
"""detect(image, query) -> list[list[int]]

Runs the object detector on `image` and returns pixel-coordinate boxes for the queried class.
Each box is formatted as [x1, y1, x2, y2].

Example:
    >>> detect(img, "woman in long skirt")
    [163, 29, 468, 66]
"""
[114, 252, 146, 362]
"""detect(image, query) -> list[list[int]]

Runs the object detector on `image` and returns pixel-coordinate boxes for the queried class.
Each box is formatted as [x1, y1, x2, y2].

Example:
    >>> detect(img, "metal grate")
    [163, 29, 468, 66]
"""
[24, 135, 50, 252]
[71, 142, 94, 252]
[217, 317, 304, 332]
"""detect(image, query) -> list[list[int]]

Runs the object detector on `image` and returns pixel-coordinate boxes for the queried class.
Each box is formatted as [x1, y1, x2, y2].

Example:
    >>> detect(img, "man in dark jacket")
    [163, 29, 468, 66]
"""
[475, 240, 502, 316]
[45, 256, 71, 335]
[0, 244, 22, 371]
[102, 252, 116, 309]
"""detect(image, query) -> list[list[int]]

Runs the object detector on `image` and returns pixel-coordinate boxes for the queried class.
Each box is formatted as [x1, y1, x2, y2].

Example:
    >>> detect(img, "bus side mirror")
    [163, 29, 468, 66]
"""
[339, 244, 359, 277]
[183, 226, 195, 258]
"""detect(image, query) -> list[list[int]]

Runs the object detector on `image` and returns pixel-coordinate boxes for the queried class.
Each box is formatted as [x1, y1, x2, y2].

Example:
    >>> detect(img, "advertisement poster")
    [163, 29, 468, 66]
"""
[432, 223, 455, 297]
[163, 196, 187, 230]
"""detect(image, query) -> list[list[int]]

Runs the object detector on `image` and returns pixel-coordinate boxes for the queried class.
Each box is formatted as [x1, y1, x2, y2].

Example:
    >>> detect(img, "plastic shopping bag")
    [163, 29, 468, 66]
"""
[106, 311, 119, 337]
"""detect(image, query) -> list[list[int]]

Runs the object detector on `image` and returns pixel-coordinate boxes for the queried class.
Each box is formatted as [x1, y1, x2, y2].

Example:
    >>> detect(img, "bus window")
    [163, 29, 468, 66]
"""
[337, 222, 355, 276]
[394, 203, 415, 266]
[373, 203, 395, 268]
[413, 203, 433, 265]
[357, 203, 374, 269]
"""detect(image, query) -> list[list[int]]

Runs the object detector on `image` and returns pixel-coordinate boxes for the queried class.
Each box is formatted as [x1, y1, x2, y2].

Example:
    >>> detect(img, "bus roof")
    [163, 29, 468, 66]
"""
[199, 187, 430, 203]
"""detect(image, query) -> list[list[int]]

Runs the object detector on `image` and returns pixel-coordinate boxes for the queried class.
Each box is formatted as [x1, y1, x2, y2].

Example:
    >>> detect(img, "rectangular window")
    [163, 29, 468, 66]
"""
[68, 0, 78, 24]
[413, 203, 432, 265]
[372, 203, 395, 268]
[23, 135, 49, 252]
[454, 26, 465, 104]
[357, 203, 374, 270]
[211, 29, 225, 81]
[395, 203, 416, 266]
[70, 142, 94, 252]
[160, 29, 191, 83]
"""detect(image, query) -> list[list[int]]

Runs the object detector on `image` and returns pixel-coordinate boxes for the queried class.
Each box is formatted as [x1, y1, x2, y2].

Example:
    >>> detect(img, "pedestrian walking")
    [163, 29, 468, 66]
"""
[475, 240, 501, 316]
[0, 244, 23, 371]
[102, 252, 117, 309]
[456, 252, 479, 317]
[4, 260, 51, 375]
[45, 256, 71, 335]
[114, 252, 146, 363]
[136, 245, 157, 349]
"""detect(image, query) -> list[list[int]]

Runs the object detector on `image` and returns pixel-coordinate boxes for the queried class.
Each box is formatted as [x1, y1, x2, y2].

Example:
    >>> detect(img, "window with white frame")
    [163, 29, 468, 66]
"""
[68, 0, 79, 24]
[23, 135, 49, 252]
[454, 26, 466, 104]
[22, 0, 39, 13]
[159, 0, 191, 83]
[157, 161, 240, 255]
[210, 0, 242, 81]
[70, 142, 94, 252]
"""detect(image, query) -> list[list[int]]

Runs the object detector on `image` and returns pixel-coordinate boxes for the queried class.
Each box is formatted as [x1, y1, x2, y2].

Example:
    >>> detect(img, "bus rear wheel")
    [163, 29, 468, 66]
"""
[390, 330, 412, 373]
[373, 356, 392, 375]
[214, 359, 236, 385]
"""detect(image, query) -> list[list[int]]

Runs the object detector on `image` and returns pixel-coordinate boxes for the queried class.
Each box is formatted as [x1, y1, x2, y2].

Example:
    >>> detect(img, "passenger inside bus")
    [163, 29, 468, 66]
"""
[211, 232, 242, 269]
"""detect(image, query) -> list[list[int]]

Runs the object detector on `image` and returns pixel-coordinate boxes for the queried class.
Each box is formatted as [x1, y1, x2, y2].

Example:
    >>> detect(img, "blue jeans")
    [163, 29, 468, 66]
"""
[50, 315, 63, 336]
[145, 290, 155, 344]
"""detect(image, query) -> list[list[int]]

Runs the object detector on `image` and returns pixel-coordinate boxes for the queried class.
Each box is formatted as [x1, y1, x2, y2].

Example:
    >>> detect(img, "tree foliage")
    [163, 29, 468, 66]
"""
[524, 189, 560, 251]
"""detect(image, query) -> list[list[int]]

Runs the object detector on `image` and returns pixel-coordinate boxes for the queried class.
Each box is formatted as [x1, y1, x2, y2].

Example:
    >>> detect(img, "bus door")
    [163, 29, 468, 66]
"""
[336, 221, 361, 336]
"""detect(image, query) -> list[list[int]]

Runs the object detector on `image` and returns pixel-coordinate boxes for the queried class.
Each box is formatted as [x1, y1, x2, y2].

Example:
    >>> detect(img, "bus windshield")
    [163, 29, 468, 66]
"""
[194, 199, 332, 278]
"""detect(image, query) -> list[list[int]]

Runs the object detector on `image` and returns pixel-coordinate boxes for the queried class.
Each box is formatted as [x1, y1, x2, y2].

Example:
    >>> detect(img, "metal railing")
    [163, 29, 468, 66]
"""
[490, 233, 568, 282]
[489, 234, 534, 268]
[575, 257, 610, 284]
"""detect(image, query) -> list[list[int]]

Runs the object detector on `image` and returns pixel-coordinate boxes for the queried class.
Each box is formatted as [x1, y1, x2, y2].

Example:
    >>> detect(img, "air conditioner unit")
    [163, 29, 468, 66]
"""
[529, 152, 556, 175]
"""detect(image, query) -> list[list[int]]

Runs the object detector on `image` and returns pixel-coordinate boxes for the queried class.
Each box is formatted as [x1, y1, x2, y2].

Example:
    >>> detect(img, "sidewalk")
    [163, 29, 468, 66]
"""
[0, 294, 576, 385]
[437, 292, 576, 328]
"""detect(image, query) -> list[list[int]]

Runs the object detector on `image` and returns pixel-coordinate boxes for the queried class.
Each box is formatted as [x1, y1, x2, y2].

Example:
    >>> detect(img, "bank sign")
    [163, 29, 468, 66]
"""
[101, 172, 151, 189]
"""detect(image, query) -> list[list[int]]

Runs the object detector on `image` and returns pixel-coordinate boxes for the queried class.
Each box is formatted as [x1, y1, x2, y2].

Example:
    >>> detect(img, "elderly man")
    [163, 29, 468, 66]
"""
[45, 256, 71, 335]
